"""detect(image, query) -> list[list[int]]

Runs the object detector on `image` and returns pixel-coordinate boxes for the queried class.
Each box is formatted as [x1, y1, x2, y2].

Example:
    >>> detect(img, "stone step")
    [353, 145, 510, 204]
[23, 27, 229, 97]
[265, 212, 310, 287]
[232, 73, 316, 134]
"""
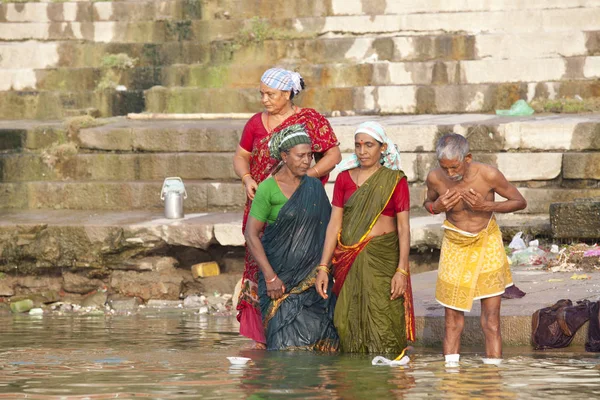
[0, 180, 246, 211]
[0, 89, 144, 120]
[3, 29, 597, 72]
[0, 152, 237, 182]
[7, 114, 600, 154]
[0, 179, 598, 214]
[2, 0, 594, 23]
[0, 0, 200, 23]
[0, 19, 238, 43]
[0, 40, 211, 70]
[2, 150, 595, 185]
[2, 113, 593, 153]
[7, 55, 599, 92]
[1, 6, 599, 44]
[143, 79, 600, 115]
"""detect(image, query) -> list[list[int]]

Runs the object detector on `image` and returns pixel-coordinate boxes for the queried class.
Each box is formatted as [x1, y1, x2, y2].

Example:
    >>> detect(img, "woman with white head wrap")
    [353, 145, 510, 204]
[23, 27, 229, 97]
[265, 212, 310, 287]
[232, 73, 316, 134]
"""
[315, 121, 416, 355]
[232, 67, 341, 348]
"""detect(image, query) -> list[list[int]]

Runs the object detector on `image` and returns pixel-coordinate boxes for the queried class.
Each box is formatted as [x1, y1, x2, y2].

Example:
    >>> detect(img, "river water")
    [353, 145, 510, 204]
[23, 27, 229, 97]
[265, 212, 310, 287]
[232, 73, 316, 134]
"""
[1, 311, 599, 399]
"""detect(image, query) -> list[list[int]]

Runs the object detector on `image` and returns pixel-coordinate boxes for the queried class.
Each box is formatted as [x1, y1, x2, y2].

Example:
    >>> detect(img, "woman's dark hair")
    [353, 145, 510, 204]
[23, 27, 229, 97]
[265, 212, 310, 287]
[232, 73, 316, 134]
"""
[289, 77, 305, 100]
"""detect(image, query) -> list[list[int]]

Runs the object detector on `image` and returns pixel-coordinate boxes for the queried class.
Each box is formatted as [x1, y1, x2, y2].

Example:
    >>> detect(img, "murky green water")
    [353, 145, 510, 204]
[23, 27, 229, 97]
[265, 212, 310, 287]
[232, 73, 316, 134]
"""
[0, 312, 599, 399]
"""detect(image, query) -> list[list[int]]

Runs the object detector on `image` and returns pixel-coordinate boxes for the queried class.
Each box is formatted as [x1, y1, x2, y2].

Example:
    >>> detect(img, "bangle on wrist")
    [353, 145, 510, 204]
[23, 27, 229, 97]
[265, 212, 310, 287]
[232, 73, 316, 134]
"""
[266, 275, 278, 283]
[395, 268, 409, 276]
[316, 265, 330, 274]
[241, 173, 251, 185]
[313, 166, 321, 177]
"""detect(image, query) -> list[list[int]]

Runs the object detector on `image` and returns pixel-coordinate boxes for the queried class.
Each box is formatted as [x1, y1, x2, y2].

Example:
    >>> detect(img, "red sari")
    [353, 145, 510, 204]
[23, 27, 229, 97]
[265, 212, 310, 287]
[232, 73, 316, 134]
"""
[237, 108, 339, 343]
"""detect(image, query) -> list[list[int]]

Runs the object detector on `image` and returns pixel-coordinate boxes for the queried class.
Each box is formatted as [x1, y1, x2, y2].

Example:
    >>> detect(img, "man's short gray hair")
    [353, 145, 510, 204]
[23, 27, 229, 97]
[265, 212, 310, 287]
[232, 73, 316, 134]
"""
[436, 133, 470, 161]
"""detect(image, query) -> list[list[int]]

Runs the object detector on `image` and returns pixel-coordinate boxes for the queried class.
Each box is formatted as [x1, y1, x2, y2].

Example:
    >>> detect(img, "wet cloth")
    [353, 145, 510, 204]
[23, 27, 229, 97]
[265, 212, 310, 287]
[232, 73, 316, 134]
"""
[436, 217, 513, 312]
[237, 108, 339, 344]
[258, 176, 339, 351]
[332, 167, 415, 353]
[267, 124, 311, 161]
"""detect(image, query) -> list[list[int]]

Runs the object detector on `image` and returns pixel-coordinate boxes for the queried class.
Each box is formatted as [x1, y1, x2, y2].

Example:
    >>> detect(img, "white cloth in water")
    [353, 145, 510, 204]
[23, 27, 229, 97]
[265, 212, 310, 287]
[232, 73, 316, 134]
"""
[482, 358, 503, 366]
[371, 355, 410, 366]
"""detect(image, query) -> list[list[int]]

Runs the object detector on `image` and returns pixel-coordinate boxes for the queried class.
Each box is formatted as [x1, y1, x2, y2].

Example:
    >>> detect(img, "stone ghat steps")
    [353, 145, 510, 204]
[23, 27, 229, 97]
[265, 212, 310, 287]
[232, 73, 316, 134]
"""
[1, 7, 600, 43]
[7, 55, 598, 92]
[2, 0, 595, 23]
[4, 114, 598, 153]
[5, 114, 600, 153]
[4, 31, 596, 71]
[0, 89, 144, 120]
[2, 145, 600, 185]
[0, 179, 598, 215]
[0, 40, 212, 70]
[144, 80, 600, 115]
[0, 150, 591, 183]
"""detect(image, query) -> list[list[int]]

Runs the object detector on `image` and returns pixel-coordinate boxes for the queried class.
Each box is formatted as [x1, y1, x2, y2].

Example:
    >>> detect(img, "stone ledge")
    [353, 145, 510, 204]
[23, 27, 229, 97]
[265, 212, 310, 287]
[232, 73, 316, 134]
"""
[412, 269, 599, 346]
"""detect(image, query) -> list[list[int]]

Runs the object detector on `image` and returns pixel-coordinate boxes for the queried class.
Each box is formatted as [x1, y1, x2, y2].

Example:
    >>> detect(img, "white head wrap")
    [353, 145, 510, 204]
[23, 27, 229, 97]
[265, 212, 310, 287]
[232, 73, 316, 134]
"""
[336, 121, 403, 172]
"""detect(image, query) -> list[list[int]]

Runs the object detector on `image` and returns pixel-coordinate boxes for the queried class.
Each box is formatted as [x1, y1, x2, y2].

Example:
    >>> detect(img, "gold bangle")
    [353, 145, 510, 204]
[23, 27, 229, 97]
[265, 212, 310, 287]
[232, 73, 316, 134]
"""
[316, 265, 330, 274]
[312, 166, 321, 177]
[241, 173, 251, 185]
[395, 268, 409, 276]
[266, 275, 278, 283]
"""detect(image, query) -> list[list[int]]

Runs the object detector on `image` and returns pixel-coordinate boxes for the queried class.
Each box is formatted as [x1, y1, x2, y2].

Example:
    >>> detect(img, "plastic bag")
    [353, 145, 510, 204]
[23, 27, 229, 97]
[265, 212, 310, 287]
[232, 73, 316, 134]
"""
[508, 232, 527, 250]
[496, 99, 535, 116]
[510, 240, 548, 267]
[372, 355, 410, 366]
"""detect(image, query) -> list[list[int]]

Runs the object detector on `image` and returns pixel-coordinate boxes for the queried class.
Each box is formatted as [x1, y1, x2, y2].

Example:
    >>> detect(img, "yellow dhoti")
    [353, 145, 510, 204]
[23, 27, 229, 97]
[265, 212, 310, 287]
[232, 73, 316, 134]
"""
[435, 217, 513, 312]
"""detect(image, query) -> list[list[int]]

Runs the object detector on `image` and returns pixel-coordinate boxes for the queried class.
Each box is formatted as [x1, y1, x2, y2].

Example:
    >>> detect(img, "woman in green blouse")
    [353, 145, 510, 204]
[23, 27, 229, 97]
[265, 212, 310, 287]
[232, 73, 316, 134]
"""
[244, 124, 338, 351]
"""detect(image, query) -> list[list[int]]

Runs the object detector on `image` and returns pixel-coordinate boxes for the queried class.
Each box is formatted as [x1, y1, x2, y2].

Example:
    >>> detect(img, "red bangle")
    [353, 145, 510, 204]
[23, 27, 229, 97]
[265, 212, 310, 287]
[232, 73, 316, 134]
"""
[429, 203, 436, 215]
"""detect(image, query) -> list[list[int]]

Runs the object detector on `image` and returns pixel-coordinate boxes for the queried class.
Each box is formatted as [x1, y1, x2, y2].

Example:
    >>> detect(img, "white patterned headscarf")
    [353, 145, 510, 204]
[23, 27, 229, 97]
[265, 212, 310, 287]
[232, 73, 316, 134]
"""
[336, 121, 402, 172]
[261, 68, 304, 95]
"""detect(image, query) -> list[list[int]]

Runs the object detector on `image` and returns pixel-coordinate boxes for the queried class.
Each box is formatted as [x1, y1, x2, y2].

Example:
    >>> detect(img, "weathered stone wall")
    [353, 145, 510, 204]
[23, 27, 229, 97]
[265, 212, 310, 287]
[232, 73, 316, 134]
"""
[0, 115, 598, 215]
[0, 0, 598, 118]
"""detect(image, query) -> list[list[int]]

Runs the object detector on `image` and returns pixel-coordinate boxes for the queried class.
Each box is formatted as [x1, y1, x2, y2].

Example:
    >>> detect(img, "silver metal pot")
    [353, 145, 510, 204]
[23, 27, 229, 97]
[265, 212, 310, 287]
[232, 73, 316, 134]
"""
[161, 177, 187, 219]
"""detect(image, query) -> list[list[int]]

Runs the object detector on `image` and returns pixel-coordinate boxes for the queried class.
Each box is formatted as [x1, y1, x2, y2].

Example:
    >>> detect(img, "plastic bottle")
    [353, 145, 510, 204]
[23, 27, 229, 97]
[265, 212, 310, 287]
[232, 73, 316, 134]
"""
[10, 299, 34, 313]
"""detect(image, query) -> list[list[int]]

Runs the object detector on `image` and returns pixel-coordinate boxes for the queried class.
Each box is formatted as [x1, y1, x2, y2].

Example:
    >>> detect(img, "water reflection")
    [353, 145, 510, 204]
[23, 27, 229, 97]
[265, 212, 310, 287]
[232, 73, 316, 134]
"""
[0, 312, 598, 399]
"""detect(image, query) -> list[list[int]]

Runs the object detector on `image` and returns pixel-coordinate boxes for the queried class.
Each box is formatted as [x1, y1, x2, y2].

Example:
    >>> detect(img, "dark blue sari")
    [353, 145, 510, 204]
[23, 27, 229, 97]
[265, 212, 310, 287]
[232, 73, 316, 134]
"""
[258, 176, 339, 351]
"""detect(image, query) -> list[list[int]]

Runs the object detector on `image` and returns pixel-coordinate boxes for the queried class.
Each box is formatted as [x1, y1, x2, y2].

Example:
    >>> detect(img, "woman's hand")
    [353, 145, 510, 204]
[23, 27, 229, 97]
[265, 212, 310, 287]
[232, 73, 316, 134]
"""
[244, 177, 258, 200]
[390, 272, 407, 300]
[315, 270, 329, 299]
[266, 276, 286, 300]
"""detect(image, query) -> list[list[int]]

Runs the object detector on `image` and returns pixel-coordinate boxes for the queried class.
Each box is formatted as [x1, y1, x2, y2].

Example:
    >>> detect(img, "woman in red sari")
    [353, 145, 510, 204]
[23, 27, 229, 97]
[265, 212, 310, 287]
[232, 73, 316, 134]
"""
[233, 68, 341, 347]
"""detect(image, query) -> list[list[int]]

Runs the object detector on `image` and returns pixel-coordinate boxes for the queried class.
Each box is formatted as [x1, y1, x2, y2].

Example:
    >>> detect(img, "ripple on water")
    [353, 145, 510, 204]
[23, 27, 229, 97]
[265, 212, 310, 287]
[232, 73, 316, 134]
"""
[0, 313, 599, 399]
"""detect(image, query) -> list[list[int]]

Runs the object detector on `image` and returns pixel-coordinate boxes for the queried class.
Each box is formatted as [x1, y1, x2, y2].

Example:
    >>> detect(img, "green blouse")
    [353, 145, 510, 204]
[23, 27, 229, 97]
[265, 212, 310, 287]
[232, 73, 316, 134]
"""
[249, 177, 289, 225]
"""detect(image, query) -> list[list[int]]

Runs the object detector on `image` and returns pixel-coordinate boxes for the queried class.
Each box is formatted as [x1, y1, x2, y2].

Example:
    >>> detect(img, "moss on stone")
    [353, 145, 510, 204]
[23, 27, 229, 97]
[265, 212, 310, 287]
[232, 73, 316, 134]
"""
[531, 97, 600, 113]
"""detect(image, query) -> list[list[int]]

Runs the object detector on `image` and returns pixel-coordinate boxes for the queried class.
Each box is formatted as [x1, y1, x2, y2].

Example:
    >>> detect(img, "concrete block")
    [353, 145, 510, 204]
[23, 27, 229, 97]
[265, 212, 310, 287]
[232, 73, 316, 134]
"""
[462, 58, 566, 84]
[476, 32, 587, 60]
[563, 153, 600, 180]
[78, 127, 134, 151]
[0, 41, 60, 69]
[500, 121, 581, 151]
[584, 56, 600, 78]
[192, 261, 220, 278]
[550, 200, 600, 239]
[496, 153, 562, 181]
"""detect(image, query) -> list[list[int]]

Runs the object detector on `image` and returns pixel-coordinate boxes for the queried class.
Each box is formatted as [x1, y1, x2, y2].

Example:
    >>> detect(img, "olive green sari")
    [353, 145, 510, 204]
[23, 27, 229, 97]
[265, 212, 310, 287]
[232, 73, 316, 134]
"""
[332, 167, 415, 354]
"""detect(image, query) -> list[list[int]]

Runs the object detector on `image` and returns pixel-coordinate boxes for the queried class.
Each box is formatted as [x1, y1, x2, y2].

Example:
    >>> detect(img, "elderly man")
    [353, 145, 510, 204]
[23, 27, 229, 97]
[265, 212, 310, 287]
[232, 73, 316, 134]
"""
[424, 133, 527, 367]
